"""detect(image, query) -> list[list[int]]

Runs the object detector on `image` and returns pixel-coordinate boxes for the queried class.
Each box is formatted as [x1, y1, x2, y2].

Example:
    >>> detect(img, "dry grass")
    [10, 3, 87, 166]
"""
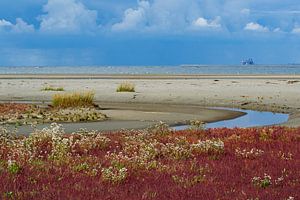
[52, 91, 95, 108]
[116, 82, 135, 92]
[42, 86, 64, 91]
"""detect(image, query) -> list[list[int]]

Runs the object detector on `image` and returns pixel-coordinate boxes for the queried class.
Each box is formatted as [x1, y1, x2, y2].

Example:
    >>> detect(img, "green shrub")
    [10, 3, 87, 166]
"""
[7, 162, 21, 175]
[101, 165, 128, 184]
[74, 163, 90, 172]
[3, 191, 14, 199]
[252, 174, 272, 189]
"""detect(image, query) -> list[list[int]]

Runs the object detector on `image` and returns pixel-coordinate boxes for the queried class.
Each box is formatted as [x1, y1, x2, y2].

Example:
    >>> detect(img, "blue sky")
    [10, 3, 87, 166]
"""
[0, 0, 300, 66]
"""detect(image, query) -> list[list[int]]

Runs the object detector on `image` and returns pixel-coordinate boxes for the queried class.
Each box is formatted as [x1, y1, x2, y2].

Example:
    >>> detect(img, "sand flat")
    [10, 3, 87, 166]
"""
[0, 74, 299, 128]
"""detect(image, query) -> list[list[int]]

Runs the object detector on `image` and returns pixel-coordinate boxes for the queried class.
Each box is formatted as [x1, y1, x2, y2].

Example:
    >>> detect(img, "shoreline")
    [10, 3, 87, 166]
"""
[0, 74, 300, 80]
[6, 104, 246, 135]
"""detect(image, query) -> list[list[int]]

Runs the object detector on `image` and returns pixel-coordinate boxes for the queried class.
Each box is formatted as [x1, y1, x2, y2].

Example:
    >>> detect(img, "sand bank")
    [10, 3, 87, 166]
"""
[0, 74, 299, 130]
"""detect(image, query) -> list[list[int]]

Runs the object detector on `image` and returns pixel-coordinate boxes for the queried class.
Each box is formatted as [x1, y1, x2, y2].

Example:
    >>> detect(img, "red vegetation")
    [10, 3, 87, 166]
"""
[0, 127, 299, 200]
[0, 103, 32, 115]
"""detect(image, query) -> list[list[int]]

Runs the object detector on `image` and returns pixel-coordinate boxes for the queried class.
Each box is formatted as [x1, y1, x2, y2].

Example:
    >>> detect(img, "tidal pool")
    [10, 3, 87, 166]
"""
[7, 107, 290, 135]
[174, 108, 289, 130]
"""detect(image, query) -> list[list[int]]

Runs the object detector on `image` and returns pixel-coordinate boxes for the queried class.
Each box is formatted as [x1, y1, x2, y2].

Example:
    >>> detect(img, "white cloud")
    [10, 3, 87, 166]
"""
[0, 18, 34, 33]
[112, 0, 203, 32]
[273, 27, 281, 32]
[244, 22, 269, 32]
[0, 19, 13, 27]
[241, 8, 250, 15]
[12, 18, 35, 33]
[192, 17, 221, 28]
[39, 0, 98, 33]
[149, 0, 200, 30]
[112, 1, 149, 31]
[111, 0, 300, 34]
[254, 10, 300, 15]
[292, 26, 300, 34]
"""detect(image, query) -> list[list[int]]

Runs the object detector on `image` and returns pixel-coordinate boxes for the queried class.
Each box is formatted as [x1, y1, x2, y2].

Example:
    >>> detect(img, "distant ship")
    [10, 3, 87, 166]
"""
[241, 58, 254, 65]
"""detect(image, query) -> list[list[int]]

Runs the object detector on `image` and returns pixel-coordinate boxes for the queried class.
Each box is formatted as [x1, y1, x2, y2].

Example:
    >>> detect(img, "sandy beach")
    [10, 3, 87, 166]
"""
[0, 74, 300, 130]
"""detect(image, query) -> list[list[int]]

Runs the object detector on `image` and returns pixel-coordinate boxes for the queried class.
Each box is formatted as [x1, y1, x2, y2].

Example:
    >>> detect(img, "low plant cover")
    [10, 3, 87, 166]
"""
[52, 91, 95, 108]
[116, 82, 135, 92]
[0, 103, 31, 115]
[0, 104, 106, 125]
[0, 124, 299, 199]
[41, 86, 64, 91]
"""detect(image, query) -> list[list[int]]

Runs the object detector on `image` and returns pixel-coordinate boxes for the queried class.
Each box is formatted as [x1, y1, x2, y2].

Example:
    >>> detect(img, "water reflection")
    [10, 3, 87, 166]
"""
[174, 108, 289, 130]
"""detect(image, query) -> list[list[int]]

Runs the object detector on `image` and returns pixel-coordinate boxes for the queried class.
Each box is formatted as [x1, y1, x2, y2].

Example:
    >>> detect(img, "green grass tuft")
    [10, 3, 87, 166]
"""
[42, 86, 64, 91]
[116, 82, 135, 92]
[52, 91, 95, 108]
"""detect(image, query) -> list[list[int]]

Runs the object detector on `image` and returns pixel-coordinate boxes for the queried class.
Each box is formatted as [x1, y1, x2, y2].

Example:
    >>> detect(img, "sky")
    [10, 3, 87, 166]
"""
[0, 0, 300, 66]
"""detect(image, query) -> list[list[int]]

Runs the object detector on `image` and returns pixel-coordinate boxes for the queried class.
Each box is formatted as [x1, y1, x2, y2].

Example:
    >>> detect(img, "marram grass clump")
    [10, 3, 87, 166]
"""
[52, 91, 95, 108]
[116, 82, 135, 92]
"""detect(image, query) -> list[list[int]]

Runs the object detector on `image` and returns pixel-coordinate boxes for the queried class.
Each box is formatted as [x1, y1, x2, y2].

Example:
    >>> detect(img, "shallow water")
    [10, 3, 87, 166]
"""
[174, 108, 289, 130]
[1, 65, 300, 75]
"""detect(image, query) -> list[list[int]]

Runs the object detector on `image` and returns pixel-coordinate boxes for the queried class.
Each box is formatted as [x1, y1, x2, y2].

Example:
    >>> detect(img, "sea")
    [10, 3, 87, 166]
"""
[0, 65, 300, 75]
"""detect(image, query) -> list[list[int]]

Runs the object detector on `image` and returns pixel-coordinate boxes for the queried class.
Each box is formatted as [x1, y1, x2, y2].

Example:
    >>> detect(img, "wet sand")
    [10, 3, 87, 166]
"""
[0, 74, 299, 132]
[6, 104, 245, 135]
